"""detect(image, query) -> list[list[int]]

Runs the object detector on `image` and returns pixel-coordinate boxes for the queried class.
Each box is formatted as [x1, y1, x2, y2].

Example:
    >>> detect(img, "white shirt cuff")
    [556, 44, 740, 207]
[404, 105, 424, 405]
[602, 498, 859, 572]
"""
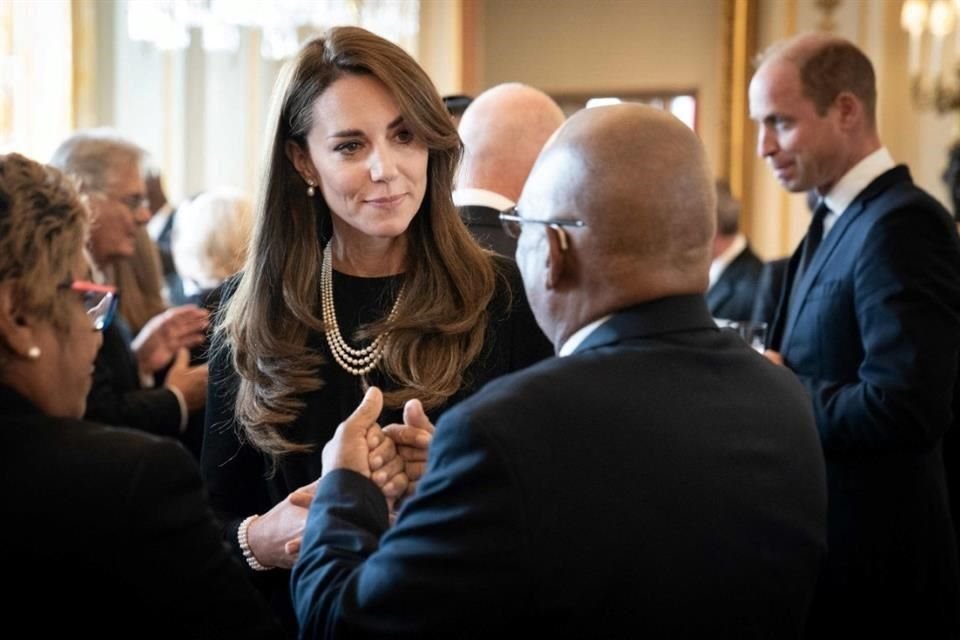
[166, 385, 189, 433]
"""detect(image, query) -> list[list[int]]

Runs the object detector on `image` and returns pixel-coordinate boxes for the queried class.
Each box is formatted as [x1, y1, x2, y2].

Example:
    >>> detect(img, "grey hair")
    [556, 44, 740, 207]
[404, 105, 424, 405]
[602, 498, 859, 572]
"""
[49, 128, 144, 192]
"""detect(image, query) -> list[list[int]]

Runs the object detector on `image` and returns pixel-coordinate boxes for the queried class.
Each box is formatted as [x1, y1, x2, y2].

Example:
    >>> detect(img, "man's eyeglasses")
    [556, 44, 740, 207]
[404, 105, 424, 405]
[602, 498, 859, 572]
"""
[93, 190, 150, 214]
[498, 207, 586, 240]
[59, 280, 119, 332]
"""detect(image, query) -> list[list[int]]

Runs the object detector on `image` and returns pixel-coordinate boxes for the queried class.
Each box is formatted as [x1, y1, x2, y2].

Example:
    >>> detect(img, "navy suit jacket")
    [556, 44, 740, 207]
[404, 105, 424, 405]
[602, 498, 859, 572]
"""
[458, 204, 517, 257]
[707, 244, 764, 321]
[292, 295, 827, 639]
[769, 165, 960, 635]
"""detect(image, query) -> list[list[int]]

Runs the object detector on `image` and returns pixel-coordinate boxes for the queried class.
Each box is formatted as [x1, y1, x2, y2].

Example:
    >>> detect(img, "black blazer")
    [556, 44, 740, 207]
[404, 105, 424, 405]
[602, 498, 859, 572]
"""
[0, 385, 280, 639]
[770, 165, 960, 635]
[459, 204, 517, 257]
[751, 257, 790, 324]
[707, 244, 764, 321]
[85, 318, 182, 437]
[292, 296, 828, 638]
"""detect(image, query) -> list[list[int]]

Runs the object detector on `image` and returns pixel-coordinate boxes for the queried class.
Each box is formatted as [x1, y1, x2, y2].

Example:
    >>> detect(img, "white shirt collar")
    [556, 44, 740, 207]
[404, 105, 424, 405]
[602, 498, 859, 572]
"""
[708, 233, 747, 289]
[452, 188, 515, 212]
[821, 147, 895, 237]
[558, 315, 613, 357]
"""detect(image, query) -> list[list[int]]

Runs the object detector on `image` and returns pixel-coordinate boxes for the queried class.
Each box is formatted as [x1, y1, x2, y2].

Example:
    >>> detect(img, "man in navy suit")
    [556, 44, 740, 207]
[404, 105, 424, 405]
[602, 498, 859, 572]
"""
[707, 179, 764, 321]
[750, 33, 960, 636]
[291, 103, 827, 638]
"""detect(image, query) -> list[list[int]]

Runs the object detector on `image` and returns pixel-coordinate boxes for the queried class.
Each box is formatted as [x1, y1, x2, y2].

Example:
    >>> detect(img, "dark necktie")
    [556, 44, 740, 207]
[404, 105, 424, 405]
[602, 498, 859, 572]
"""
[797, 200, 830, 279]
[788, 200, 830, 310]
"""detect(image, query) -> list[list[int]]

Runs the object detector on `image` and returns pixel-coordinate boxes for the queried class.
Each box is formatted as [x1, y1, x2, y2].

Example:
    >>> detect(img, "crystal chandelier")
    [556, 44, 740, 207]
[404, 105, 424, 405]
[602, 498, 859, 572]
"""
[900, 0, 960, 113]
[126, 0, 420, 60]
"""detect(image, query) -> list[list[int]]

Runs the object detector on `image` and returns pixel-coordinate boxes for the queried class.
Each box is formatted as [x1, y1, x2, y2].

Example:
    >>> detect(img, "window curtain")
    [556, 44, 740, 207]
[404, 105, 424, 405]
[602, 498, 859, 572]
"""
[0, 0, 73, 161]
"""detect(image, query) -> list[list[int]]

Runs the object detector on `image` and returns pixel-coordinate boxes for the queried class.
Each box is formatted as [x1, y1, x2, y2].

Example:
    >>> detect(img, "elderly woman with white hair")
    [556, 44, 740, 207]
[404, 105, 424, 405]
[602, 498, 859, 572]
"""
[171, 187, 252, 306]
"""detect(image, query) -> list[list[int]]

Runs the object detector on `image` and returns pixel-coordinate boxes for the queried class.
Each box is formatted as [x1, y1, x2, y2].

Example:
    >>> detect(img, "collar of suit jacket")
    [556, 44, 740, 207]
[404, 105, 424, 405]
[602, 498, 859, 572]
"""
[573, 294, 716, 355]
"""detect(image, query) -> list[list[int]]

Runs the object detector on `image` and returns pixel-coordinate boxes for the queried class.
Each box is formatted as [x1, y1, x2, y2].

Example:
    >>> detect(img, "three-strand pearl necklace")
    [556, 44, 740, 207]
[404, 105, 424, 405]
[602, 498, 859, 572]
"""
[320, 243, 406, 376]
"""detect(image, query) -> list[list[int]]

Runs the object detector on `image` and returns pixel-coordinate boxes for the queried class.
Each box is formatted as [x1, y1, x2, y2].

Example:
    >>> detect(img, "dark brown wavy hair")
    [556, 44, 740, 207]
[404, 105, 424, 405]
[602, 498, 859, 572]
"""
[219, 26, 497, 457]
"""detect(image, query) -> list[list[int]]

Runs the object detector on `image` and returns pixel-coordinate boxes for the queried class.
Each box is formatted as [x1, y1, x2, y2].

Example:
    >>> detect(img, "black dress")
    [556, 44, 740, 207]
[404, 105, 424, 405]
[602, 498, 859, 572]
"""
[201, 255, 552, 635]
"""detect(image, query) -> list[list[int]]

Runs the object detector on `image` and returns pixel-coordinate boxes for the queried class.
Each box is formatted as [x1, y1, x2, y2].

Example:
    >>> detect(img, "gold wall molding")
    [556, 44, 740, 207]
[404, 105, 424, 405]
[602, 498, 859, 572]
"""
[71, 0, 96, 129]
[724, 0, 758, 236]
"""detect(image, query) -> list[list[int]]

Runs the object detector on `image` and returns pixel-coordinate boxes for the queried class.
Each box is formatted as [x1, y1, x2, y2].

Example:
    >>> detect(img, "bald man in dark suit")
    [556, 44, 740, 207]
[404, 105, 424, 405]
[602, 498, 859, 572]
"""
[454, 83, 565, 256]
[292, 104, 827, 639]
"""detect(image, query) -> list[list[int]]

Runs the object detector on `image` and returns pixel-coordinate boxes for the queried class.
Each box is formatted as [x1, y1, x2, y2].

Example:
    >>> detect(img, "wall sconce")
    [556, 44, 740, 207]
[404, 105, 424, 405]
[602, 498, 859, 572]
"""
[901, 0, 960, 113]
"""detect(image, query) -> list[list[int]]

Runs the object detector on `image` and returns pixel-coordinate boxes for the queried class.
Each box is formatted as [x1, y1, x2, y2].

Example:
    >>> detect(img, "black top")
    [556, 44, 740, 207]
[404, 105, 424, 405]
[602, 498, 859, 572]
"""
[1, 384, 281, 639]
[201, 255, 552, 634]
[85, 316, 182, 438]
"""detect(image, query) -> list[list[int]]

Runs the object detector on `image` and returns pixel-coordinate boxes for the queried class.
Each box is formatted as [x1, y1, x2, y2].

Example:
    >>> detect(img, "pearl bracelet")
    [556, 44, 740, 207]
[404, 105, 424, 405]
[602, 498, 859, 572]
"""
[237, 515, 273, 572]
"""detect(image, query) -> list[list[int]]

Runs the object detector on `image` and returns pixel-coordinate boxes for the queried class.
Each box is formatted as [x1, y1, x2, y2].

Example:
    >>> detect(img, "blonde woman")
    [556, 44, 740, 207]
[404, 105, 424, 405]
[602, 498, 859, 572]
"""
[171, 187, 252, 305]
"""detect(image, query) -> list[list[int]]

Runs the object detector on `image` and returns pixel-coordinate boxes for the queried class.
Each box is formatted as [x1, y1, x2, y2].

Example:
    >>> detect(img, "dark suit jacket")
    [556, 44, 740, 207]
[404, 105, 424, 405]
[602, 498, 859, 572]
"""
[769, 165, 960, 635]
[85, 318, 183, 438]
[459, 204, 517, 257]
[751, 257, 790, 325]
[707, 244, 764, 321]
[0, 385, 280, 639]
[292, 295, 827, 638]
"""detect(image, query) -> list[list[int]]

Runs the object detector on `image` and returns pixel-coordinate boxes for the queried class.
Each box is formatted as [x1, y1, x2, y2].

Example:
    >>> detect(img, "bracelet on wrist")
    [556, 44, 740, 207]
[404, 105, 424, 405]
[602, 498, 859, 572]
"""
[237, 515, 273, 572]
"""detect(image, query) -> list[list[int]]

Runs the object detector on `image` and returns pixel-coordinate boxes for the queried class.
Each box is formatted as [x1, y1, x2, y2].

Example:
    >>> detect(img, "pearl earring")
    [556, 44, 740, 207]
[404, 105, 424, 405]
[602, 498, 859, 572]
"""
[27, 346, 40, 360]
[306, 181, 316, 197]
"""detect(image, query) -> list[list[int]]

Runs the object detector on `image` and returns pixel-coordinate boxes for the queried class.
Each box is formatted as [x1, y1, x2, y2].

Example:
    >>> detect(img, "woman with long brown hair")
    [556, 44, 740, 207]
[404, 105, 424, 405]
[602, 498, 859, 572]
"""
[202, 26, 551, 633]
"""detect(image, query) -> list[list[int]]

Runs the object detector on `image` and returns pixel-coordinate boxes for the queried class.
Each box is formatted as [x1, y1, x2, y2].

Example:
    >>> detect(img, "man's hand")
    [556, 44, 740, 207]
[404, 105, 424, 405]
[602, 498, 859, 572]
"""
[322, 386, 384, 478]
[164, 348, 208, 411]
[367, 426, 409, 499]
[132, 305, 209, 373]
[763, 349, 784, 366]
[382, 398, 435, 499]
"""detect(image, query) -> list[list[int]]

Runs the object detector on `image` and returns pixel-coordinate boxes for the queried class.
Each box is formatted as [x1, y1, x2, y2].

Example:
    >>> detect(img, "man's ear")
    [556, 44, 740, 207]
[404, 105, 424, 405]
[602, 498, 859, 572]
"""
[544, 227, 568, 290]
[284, 140, 315, 184]
[0, 281, 39, 359]
[833, 91, 862, 130]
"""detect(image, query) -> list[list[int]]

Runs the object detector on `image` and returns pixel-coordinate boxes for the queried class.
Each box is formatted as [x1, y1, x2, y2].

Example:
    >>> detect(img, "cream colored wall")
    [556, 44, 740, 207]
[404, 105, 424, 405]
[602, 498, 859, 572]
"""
[419, 0, 463, 95]
[90, 1, 279, 204]
[87, 0, 954, 247]
[472, 0, 955, 260]
[88, 2, 437, 204]
[750, 0, 956, 259]
[477, 0, 725, 178]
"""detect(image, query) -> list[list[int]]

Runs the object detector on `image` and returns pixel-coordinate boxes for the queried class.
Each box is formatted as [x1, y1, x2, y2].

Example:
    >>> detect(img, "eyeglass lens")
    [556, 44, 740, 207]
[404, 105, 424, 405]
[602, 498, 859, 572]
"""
[118, 194, 149, 212]
[82, 290, 116, 331]
[503, 218, 522, 239]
